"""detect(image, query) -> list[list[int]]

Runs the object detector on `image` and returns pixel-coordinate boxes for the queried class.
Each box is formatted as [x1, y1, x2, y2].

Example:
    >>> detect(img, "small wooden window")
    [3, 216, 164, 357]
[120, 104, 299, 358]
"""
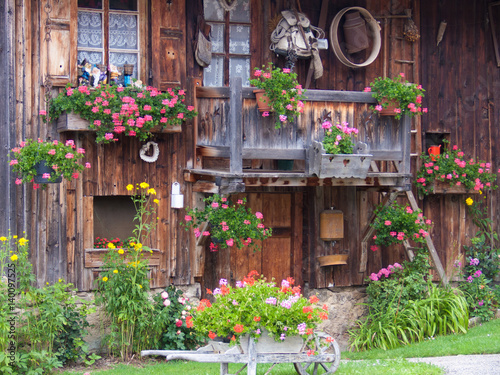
[93, 196, 135, 243]
[203, 0, 251, 87]
[77, 0, 140, 84]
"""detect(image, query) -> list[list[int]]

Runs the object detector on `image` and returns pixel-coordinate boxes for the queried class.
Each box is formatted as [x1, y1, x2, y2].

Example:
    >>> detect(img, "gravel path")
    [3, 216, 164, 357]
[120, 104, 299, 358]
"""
[406, 354, 500, 374]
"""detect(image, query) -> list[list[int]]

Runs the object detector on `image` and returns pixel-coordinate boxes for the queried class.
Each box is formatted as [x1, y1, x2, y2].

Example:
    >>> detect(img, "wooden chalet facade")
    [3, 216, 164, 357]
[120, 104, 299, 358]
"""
[1, 0, 500, 298]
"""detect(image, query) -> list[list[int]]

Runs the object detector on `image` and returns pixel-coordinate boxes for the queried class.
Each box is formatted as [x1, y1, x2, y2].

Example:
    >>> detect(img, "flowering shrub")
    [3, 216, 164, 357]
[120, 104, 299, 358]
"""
[95, 181, 159, 359]
[249, 63, 306, 129]
[43, 83, 197, 143]
[1, 234, 97, 373]
[370, 202, 432, 249]
[320, 120, 359, 155]
[149, 285, 202, 350]
[183, 194, 272, 251]
[415, 142, 497, 196]
[8, 138, 89, 187]
[365, 252, 431, 313]
[365, 73, 427, 120]
[193, 271, 328, 345]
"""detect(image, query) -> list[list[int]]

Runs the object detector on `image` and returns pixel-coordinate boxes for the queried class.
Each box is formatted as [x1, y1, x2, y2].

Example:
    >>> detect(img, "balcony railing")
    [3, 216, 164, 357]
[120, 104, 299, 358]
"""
[188, 77, 412, 192]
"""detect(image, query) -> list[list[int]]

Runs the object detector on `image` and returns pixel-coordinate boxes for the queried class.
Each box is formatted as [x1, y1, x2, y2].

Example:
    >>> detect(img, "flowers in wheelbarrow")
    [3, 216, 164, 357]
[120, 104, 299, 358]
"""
[192, 271, 329, 345]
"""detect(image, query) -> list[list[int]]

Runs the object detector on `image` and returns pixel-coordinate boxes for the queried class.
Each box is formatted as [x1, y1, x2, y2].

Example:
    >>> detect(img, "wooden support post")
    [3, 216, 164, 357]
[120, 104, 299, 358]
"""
[229, 77, 243, 174]
[405, 190, 448, 285]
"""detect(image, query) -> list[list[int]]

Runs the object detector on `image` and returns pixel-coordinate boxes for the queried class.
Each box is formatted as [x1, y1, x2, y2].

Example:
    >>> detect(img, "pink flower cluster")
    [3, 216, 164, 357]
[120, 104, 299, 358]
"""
[369, 263, 403, 282]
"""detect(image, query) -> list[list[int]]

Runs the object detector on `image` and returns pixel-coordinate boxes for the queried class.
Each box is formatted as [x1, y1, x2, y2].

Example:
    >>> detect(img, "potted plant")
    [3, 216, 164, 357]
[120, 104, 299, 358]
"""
[183, 195, 272, 251]
[365, 73, 427, 120]
[192, 271, 329, 350]
[8, 138, 90, 188]
[42, 81, 197, 144]
[309, 120, 372, 178]
[415, 141, 498, 196]
[369, 202, 432, 251]
[249, 63, 307, 129]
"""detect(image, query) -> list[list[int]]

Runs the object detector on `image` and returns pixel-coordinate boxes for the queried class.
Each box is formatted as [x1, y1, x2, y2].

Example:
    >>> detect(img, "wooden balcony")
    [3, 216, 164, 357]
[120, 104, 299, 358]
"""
[185, 78, 412, 194]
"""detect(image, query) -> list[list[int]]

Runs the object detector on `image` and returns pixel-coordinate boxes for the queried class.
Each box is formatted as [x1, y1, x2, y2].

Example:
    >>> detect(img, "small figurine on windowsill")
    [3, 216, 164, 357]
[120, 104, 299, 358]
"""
[109, 64, 121, 85]
[91, 66, 101, 87]
[78, 59, 92, 85]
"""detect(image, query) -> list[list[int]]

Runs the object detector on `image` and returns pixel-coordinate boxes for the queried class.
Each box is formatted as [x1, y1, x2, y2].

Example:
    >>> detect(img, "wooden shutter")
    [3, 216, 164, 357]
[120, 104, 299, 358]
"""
[40, 0, 77, 86]
[151, 0, 186, 90]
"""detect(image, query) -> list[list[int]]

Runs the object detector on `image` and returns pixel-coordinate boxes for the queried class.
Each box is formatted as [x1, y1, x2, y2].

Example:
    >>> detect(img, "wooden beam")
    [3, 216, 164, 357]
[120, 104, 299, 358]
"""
[229, 77, 242, 174]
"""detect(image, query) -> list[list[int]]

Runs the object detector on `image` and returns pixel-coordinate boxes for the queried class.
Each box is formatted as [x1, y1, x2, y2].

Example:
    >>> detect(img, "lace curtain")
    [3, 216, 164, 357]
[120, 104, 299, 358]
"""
[78, 10, 138, 83]
[203, 0, 251, 87]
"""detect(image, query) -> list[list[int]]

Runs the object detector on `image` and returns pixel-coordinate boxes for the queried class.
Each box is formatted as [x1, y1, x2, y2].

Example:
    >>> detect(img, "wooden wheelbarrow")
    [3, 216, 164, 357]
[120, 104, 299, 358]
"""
[141, 331, 341, 375]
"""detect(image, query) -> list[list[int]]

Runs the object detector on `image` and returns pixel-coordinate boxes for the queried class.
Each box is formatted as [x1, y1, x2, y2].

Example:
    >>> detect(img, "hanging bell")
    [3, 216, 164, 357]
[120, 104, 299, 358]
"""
[343, 11, 369, 54]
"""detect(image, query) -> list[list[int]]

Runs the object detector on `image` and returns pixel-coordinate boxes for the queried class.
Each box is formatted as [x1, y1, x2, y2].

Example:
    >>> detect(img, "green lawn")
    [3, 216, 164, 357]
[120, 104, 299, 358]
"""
[59, 318, 500, 375]
[343, 318, 500, 360]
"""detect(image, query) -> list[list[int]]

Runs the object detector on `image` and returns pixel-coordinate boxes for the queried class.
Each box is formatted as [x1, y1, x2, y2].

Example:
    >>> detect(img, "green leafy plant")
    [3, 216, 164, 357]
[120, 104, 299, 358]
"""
[183, 194, 272, 251]
[43, 83, 197, 143]
[320, 120, 359, 155]
[149, 285, 202, 350]
[415, 141, 498, 196]
[1, 234, 94, 374]
[95, 181, 159, 360]
[370, 202, 432, 249]
[366, 73, 426, 120]
[193, 271, 328, 345]
[8, 138, 89, 187]
[249, 63, 307, 128]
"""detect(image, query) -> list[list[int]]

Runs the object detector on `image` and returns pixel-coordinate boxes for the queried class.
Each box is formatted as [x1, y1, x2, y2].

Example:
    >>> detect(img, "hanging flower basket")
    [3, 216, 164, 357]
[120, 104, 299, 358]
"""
[34, 161, 62, 184]
[253, 89, 273, 113]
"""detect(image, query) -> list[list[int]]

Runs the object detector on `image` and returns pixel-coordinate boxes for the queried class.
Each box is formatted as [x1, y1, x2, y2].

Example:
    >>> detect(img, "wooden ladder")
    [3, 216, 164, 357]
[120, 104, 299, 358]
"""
[360, 189, 448, 285]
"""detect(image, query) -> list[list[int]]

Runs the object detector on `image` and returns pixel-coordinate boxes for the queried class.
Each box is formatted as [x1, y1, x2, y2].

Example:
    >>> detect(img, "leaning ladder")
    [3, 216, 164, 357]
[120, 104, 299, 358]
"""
[360, 190, 448, 285]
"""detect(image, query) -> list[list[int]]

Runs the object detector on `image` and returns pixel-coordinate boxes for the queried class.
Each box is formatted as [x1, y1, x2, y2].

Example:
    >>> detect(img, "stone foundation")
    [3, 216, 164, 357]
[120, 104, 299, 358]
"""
[303, 285, 368, 351]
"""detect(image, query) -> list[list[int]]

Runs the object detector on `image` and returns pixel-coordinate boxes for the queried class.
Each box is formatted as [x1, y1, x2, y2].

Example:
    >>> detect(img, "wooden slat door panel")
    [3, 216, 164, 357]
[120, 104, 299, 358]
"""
[151, 0, 186, 89]
[40, 0, 77, 86]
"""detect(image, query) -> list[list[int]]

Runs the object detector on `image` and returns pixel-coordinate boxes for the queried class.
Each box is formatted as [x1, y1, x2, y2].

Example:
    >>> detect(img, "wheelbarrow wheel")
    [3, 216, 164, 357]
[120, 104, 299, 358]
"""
[294, 332, 340, 375]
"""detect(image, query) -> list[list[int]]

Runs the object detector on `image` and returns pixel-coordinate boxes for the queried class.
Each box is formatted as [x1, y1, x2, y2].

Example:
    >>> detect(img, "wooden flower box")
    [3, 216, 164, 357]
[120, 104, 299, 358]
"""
[56, 112, 181, 133]
[309, 141, 372, 179]
[84, 247, 161, 268]
[429, 181, 481, 195]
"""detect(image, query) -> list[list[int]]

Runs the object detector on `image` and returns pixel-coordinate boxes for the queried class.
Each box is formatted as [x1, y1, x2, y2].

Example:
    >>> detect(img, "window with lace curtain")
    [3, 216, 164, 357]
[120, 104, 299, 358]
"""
[77, 0, 140, 85]
[203, 0, 251, 87]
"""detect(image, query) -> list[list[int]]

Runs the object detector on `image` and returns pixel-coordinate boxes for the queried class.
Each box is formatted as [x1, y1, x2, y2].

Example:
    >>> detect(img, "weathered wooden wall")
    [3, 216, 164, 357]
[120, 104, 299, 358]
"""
[419, 0, 500, 277]
[12, 0, 499, 291]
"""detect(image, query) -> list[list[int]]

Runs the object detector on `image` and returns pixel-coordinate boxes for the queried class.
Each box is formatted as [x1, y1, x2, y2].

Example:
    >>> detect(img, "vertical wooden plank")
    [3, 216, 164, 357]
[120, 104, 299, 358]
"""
[66, 188, 76, 285]
[292, 192, 303, 287]
[229, 77, 243, 173]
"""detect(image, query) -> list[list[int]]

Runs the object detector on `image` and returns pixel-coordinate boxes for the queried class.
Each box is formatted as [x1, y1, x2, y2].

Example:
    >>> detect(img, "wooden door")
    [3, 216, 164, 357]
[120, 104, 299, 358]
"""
[204, 192, 303, 290]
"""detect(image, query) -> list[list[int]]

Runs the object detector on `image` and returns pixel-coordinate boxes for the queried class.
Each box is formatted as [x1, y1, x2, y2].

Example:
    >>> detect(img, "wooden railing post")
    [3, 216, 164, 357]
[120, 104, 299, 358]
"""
[229, 77, 243, 174]
[400, 114, 412, 189]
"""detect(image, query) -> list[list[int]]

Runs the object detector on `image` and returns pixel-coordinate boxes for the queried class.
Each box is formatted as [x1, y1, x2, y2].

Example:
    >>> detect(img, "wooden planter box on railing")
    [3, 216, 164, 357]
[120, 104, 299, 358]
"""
[56, 112, 181, 133]
[428, 181, 482, 195]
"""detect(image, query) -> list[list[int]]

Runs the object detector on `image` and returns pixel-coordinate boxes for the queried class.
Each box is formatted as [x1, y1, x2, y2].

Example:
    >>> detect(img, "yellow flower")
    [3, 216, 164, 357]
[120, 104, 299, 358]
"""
[0, 236, 7, 242]
[126, 184, 134, 191]
[13, 235, 17, 239]
[147, 188, 157, 195]
[113, 269, 118, 274]
[154, 199, 160, 205]
[134, 243, 143, 251]
[10, 254, 18, 261]
[107, 242, 116, 249]
[466, 197, 473, 206]
[118, 249, 125, 255]
[102, 276, 108, 282]
[140, 182, 149, 189]
[58, 278, 62, 283]
[479, 190, 483, 195]
[46, 282, 49, 285]
[138, 284, 143, 289]
[18, 237, 27, 246]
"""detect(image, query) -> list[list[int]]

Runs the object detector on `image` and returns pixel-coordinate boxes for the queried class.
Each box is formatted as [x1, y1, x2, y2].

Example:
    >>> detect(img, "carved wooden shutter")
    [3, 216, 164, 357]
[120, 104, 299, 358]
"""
[40, 0, 77, 86]
[151, 0, 186, 90]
